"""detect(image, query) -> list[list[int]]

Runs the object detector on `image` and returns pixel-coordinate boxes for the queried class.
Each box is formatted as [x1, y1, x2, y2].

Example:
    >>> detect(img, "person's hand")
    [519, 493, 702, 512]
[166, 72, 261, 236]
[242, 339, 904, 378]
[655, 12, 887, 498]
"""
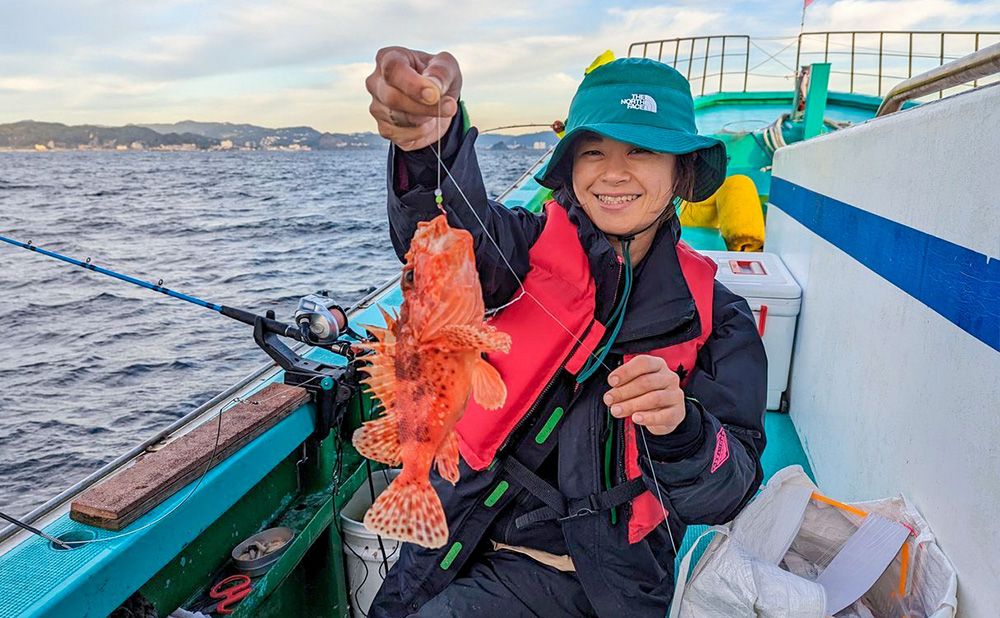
[366, 46, 462, 151]
[605, 355, 686, 435]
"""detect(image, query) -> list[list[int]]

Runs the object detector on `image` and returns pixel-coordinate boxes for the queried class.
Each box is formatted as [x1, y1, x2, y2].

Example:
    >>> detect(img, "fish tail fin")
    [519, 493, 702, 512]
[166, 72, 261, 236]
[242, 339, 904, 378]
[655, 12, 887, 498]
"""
[364, 470, 448, 549]
[436, 324, 512, 354]
[471, 357, 507, 410]
[434, 431, 460, 485]
[352, 413, 402, 466]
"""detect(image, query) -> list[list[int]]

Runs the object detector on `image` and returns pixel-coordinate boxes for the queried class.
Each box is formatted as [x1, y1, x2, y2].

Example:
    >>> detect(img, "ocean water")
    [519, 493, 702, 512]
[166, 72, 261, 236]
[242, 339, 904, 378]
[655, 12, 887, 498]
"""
[0, 147, 542, 518]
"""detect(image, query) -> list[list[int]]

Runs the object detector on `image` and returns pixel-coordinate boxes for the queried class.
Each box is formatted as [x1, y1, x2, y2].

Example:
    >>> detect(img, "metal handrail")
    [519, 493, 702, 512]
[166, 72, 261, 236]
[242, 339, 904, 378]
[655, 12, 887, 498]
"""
[876, 41, 1000, 116]
[628, 31, 1000, 99]
[628, 35, 751, 94]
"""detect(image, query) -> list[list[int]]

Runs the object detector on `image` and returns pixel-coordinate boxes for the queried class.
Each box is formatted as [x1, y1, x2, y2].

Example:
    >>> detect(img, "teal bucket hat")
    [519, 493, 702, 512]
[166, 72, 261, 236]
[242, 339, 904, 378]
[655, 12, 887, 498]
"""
[535, 57, 727, 203]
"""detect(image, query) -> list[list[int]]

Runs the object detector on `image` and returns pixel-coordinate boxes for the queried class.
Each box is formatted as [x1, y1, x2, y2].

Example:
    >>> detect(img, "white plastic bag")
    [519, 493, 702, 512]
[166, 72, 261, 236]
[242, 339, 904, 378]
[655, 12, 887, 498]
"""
[669, 466, 958, 618]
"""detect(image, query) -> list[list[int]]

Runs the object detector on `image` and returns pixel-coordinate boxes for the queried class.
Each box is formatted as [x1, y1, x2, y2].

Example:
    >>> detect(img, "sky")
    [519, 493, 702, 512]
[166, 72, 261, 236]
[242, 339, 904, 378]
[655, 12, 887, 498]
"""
[2, 0, 999, 134]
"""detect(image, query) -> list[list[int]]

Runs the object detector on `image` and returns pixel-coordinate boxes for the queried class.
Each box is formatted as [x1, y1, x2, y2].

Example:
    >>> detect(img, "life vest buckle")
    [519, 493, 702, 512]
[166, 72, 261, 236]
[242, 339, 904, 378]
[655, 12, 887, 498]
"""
[557, 494, 601, 522]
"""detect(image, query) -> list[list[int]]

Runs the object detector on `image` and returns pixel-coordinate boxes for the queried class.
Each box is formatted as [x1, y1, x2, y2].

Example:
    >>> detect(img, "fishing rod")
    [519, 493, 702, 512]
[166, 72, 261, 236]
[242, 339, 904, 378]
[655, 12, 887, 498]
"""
[0, 511, 73, 550]
[0, 233, 357, 350]
[0, 231, 365, 439]
[0, 231, 369, 546]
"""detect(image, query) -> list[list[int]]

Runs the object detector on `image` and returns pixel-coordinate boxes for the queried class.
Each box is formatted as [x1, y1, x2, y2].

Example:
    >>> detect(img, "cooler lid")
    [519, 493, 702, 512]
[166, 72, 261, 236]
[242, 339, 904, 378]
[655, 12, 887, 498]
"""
[700, 250, 801, 300]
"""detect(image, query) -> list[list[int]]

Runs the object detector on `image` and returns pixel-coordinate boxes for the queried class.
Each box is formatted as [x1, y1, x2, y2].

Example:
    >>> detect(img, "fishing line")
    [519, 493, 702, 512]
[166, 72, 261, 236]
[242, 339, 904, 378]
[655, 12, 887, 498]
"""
[365, 459, 391, 577]
[479, 123, 554, 134]
[433, 95, 680, 555]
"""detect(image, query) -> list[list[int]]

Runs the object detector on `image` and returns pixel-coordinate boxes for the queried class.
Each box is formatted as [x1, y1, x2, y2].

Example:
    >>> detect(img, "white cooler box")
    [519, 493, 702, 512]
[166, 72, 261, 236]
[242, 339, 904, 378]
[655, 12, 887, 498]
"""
[700, 251, 801, 411]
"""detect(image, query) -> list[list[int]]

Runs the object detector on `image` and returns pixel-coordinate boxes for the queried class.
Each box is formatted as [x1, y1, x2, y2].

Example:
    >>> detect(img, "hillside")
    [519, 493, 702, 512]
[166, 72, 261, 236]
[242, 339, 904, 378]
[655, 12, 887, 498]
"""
[0, 120, 557, 152]
[0, 121, 218, 150]
[139, 121, 382, 150]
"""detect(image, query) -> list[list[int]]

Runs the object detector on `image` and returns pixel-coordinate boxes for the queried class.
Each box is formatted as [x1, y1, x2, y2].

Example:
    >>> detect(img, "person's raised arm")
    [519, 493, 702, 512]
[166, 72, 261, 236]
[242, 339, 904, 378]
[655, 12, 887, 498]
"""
[367, 46, 544, 308]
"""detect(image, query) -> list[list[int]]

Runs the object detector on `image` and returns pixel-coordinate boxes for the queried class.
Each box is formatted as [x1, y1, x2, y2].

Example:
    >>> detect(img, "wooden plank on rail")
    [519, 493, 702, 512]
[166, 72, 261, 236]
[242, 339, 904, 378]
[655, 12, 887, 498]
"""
[70, 383, 310, 530]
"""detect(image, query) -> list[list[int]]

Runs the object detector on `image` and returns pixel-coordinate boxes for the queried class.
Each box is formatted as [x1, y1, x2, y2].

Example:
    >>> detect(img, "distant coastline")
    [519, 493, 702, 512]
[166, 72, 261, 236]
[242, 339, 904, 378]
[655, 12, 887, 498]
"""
[0, 120, 558, 152]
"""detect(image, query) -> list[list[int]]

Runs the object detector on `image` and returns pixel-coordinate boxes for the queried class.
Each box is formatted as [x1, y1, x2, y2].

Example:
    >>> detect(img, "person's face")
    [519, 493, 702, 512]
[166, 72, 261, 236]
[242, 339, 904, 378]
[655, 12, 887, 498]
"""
[571, 134, 676, 239]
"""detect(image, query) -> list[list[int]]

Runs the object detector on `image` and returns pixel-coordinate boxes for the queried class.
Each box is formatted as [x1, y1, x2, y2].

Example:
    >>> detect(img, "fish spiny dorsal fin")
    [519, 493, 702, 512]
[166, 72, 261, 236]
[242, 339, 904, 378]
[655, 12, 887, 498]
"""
[357, 309, 398, 412]
[359, 344, 396, 411]
[471, 358, 507, 410]
[377, 304, 399, 335]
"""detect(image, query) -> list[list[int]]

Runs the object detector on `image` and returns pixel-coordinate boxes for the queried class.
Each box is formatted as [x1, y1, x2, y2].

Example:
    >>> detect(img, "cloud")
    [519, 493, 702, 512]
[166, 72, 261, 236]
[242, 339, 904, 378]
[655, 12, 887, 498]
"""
[808, 0, 1000, 31]
[2, 0, 1000, 131]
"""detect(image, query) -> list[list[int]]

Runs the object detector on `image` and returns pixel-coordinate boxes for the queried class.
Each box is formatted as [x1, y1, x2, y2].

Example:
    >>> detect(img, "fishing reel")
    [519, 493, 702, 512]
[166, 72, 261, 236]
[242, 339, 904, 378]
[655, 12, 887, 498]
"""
[294, 292, 348, 346]
[253, 309, 358, 443]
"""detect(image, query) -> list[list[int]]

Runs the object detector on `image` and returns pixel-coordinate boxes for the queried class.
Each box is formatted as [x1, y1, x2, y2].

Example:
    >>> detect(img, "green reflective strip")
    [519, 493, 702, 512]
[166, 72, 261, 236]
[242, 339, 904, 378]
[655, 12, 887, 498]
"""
[488, 459, 498, 471]
[484, 481, 509, 507]
[604, 415, 618, 525]
[460, 100, 472, 134]
[440, 542, 463, 570]
[534, 407, 564, 444]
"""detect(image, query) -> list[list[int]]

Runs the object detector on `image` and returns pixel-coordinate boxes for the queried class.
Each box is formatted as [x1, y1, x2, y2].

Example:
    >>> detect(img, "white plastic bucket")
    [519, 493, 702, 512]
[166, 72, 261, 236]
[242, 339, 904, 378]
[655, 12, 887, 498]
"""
[340, 468, 402, 618]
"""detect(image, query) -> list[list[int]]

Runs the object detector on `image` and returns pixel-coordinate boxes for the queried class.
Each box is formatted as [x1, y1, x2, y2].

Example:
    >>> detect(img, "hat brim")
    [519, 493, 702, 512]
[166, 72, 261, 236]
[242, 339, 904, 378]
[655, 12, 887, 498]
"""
[534, 123, 727, 203]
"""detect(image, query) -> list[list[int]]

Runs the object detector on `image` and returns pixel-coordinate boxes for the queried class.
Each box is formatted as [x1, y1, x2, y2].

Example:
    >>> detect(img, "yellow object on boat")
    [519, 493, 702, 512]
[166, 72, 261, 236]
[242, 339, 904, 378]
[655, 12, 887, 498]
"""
[680, 174, 765, 252]
[584, 50, 616, 75]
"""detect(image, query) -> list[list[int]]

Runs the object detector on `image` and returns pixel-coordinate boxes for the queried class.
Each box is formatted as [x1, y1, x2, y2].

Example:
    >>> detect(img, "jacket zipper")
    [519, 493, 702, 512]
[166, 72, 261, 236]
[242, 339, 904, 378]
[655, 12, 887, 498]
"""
[602, 260, 626, 524]
[494, 317, 599, 456]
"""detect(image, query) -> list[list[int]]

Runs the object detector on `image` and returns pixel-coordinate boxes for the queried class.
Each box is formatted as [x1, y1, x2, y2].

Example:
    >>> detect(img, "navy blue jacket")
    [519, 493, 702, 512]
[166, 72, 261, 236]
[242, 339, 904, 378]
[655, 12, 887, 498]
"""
[371, 112, 767, 617]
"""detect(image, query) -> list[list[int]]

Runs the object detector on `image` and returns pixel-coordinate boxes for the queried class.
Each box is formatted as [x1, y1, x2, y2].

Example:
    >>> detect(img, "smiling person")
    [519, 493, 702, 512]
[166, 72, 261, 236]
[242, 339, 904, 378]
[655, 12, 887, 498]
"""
[365, 47, 767, 618]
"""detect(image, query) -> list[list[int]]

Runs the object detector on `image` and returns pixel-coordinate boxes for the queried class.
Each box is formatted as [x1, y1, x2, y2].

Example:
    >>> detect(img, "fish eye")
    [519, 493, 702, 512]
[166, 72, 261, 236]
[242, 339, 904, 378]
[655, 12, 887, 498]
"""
[403, 269, 415, 285]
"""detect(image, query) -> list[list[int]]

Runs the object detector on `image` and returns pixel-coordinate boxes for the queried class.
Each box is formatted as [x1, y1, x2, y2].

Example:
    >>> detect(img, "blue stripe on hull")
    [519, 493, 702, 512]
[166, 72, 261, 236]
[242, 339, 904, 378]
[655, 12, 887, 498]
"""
[770, 177, 999, 352]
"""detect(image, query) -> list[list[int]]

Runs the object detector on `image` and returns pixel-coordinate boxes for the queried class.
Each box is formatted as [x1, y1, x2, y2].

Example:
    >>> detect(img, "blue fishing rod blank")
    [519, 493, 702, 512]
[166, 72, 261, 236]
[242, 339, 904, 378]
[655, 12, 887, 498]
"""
[0, 233, 301, 340]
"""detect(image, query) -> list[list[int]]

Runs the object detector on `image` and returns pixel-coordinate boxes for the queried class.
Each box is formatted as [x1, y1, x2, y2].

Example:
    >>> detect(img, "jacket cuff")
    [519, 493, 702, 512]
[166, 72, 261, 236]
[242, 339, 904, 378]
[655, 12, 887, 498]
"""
[643, 398, 706, 462]
[391, 105, 466, 194]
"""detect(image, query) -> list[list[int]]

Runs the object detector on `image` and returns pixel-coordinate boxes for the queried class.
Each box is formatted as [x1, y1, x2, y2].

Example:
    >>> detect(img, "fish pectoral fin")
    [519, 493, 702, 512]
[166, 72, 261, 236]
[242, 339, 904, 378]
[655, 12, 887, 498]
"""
[436, 324, 512, 354]
[351, 413, 402, 466]
[434, 431, 460, 485]
[471, 358, 507, 410]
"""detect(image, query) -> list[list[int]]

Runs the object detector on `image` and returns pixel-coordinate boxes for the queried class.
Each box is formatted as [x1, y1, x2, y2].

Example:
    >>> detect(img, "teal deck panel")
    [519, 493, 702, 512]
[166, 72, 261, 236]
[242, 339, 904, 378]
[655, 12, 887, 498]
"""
[0, 400, 314, 618]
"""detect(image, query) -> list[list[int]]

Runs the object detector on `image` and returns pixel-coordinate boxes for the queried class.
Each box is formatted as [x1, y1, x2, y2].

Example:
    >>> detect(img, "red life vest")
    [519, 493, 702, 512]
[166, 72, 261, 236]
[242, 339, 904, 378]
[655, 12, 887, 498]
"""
[456, 200, 717, 544]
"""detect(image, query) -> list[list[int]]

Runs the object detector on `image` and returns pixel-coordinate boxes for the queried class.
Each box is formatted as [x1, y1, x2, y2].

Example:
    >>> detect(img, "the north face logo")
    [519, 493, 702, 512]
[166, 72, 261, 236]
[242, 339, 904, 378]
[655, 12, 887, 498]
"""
[620, 93, 657, 113]
[710, 427, 729, 473]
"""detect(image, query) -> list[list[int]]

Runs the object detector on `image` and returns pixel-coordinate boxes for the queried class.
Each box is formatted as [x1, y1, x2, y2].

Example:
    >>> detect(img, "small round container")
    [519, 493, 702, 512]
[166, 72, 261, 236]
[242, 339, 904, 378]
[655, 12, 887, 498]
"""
[231, 527, 294, 577]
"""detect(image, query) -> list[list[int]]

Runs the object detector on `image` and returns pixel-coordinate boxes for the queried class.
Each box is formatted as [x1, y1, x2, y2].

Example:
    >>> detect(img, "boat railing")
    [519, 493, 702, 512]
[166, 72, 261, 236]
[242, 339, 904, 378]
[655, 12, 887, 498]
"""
[877, 41, 1000, 116]
[628, 31, 1000, 101]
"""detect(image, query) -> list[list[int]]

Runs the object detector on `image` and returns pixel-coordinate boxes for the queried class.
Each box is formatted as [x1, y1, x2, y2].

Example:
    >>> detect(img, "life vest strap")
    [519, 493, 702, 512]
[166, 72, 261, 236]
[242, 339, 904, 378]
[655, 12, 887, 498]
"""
[502, 457, 646, 528]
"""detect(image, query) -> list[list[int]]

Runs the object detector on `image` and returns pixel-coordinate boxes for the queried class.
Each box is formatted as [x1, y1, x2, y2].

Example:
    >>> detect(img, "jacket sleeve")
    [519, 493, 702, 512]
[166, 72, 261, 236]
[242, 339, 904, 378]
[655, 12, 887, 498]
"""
[386, 107, 545, 308]
[639, 281, 768, 525]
